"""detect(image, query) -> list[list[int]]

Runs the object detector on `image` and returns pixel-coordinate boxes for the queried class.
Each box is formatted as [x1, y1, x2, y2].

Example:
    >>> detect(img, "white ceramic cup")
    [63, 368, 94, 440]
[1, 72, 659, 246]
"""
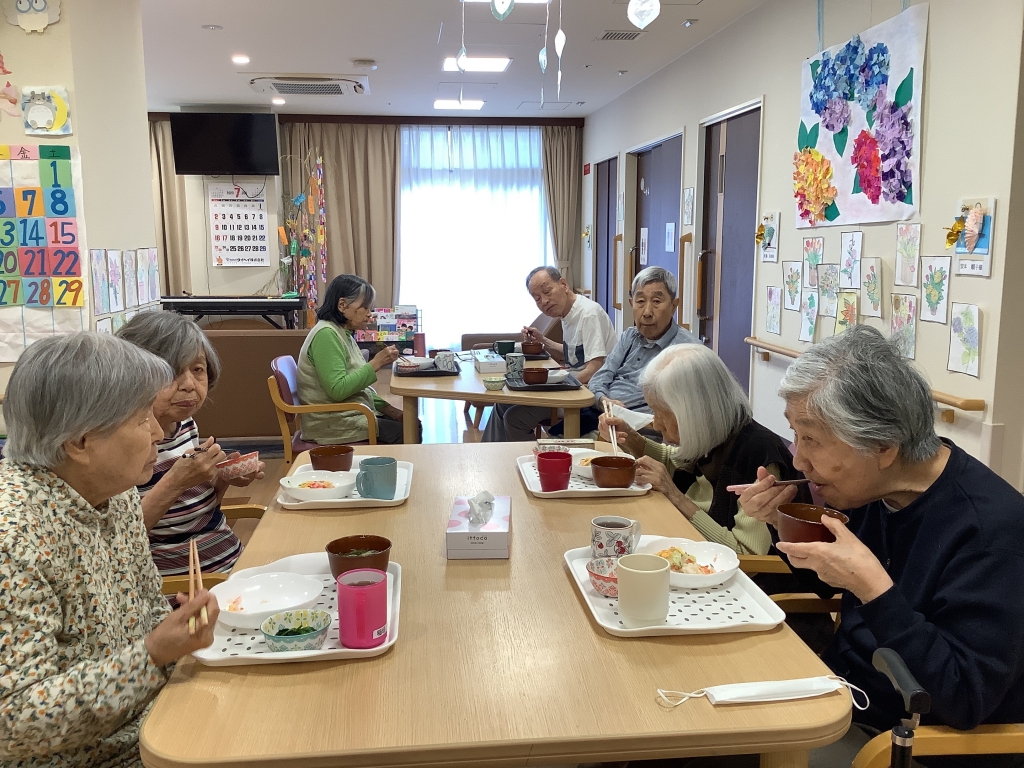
[506, 352, 526, 376]
[616, 553, 670, 628]
[591, 515, 642, 559]
[434, 350, 459, 372]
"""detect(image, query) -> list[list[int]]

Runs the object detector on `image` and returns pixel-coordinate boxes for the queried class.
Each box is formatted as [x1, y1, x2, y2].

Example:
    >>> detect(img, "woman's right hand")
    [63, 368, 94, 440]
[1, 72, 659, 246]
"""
[371, 345, 400, 371]
[145, 590, 221, 668]
[737, 466, 798, 528]
[163, 437, 226, 490]
[598, 413, 645, 456]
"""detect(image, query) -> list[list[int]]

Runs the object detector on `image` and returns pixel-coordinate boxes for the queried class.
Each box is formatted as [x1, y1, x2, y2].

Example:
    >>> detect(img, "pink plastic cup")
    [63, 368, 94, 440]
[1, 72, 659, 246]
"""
[336, 568, 389, 649]
[536, 450, 572, 492]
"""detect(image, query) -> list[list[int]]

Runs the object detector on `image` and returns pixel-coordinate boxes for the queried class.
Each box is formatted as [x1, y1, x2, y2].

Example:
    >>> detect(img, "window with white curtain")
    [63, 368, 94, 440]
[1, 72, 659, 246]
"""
[397, 124, 555, 351]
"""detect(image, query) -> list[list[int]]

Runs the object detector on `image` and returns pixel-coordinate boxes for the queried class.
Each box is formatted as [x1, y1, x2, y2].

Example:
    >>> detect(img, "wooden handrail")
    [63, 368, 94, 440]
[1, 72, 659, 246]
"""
[743, 336, 987, 414]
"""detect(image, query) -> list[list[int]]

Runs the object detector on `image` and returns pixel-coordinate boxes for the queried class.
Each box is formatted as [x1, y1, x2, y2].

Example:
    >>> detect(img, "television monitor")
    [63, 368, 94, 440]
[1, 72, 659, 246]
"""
[169, 112, 280, 176]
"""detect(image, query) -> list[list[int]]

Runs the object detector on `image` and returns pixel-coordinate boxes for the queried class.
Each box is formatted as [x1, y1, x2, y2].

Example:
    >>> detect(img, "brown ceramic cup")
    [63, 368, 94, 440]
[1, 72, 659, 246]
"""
[522, 368, 549, 385]
[326, 535, 392, 579]
[310, 445, 354, 472]
[776, 503, 850, 543]
[521, 341, 544, 355]
[590, 455, 637, 488]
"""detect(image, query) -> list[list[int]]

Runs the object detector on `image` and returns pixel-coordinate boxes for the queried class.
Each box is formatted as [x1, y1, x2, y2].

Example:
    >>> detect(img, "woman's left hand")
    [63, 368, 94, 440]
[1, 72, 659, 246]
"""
[634, 456, 675, 495]
[776, 516, 894, 603]
[222, 453, 266, 487]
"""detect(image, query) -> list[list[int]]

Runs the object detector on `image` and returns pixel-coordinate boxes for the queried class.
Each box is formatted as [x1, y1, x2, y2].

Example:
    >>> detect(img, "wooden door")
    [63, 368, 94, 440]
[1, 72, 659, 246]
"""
[594, 157, 617, 316]
[699, 109, 761, 392]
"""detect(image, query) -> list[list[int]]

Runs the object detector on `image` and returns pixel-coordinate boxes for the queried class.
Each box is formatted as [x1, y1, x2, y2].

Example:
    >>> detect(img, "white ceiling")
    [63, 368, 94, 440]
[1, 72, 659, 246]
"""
[141, 0, 764, 118]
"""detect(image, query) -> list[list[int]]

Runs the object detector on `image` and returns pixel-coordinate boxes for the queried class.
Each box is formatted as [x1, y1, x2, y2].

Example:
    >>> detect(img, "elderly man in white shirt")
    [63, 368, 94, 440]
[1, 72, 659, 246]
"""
[482, 266, 617, 442]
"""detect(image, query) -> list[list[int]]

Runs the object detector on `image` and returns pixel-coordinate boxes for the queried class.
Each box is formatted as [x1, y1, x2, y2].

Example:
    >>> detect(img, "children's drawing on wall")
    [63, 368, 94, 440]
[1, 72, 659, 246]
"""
[783, 262, 802, 311]
[817, 264, 839, 318]
[835, 292, 858, 335]
[839, 231, 862, 289]
[766, 286, 781, 335]
[799, 290, 818, 342]
[948, 303, 980, 377]
[890, 293, 917, 359]
[895, 222, 920, 287]
[20, 86, 71, 135]
[860, 257, 882, 318]
[803, 237, 823, 288]
[758, 212, 779, 263]
[794, 5, 927, 228]
[919, 256, 950, 324]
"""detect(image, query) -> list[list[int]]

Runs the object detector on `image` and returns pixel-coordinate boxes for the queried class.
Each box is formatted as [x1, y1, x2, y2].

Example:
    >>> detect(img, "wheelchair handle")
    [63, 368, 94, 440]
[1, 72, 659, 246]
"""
[873, 648, 931, 716]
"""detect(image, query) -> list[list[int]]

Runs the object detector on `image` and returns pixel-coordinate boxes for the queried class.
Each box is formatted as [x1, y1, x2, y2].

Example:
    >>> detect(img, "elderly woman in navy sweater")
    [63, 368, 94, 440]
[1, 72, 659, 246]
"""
[741, 326, 1024, 768]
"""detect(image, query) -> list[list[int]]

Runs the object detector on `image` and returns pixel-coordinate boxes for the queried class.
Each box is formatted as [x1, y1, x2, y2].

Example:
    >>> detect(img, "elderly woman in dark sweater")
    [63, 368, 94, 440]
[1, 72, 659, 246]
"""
[600, 343, 809, 555]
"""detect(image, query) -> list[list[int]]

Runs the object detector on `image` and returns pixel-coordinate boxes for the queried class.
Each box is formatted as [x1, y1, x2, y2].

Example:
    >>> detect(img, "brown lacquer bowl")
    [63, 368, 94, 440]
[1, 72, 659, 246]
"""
[310, 445, 354, 472]
[522, 368, 549, 385]
[326, 535, 392, 579]
[521, 341, 544, 355]
[590, 455, 637, 489]
[776, 503, 849, 543]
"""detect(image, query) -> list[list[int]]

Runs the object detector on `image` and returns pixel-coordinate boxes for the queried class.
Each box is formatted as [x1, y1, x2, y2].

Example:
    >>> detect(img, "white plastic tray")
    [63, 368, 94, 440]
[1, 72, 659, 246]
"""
[193, 552, 401, 666]
[564, 536, 785, 637]
[277, 458, 413, 509]
[516, 455, 651, 498]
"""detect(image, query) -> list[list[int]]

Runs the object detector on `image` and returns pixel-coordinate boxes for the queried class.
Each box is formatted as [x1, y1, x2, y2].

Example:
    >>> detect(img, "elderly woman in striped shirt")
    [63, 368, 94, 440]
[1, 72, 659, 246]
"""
[118, 312, 265, 577]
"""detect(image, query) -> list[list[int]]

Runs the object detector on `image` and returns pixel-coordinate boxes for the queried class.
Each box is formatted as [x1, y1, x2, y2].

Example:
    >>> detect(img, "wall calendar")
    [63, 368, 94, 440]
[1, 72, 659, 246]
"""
[208, 182, 270, 267]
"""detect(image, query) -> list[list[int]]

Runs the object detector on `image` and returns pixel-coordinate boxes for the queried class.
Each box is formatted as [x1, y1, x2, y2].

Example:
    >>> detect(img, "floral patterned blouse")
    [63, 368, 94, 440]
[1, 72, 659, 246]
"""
[0, 461, 173, 767]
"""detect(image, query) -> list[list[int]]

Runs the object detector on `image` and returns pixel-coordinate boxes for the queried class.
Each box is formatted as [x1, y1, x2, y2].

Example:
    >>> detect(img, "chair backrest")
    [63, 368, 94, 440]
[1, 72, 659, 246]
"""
[271, 355, 300, 427]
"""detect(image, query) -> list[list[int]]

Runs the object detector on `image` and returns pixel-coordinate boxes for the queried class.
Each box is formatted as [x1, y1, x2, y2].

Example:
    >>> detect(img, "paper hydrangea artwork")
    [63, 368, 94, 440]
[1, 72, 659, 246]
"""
[860, 257, 882, 318]
[948, 303, 980, 377]
[817, 264, 840, 318]
[920, 256, 950, 324]
[795, 5, 926, 228]
[890, 293, 917, 359]
[783, 262, 802, 310]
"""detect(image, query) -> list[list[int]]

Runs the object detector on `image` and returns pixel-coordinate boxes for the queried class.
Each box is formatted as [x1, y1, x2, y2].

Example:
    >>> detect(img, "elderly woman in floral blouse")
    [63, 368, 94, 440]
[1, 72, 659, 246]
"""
[0, 333, 219, 766]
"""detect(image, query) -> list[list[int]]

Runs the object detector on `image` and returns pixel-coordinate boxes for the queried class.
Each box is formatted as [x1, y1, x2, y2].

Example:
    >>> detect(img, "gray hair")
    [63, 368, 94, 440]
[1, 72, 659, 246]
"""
[778, 325, 941, 463]
[640, 343, 751, 460]
[631, 266, 677, 301]
[3, 333, 173, 468]
[117, 311, 222, 389]
[525, 265, 561, 291]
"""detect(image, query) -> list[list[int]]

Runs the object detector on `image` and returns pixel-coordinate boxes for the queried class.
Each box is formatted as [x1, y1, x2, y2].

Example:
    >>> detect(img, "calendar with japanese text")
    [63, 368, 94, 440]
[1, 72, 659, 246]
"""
[208, 182, 270, 267]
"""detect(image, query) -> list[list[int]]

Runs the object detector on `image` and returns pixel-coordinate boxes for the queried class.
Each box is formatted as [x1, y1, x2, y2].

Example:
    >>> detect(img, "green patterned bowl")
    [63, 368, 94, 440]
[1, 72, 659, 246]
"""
[260, 609, 332, 652]
[483, 377, 505, 391]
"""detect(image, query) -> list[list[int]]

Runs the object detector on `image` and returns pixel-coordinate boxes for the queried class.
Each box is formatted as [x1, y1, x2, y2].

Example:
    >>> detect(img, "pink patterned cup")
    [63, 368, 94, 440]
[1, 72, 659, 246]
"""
[337, 568, 388, 649]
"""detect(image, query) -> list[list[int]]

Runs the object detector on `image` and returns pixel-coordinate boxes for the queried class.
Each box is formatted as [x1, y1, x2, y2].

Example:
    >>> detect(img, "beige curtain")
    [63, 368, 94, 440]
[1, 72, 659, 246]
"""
[279, 122, 399, 306]
[149, 119, 192, 295]
[542, 125, 584, 290]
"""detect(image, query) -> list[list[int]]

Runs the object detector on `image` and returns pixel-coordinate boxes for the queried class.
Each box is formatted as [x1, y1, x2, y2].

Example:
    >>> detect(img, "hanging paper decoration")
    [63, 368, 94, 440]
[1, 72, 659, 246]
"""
[456, 45, 468, 73]
[627, 0, 660, 30]
[491, 0, 514, 21]
[539, 47, 547, 74]
[555, 0, 565, 99]
[539, 0, 549, 103]
[315, 155, 327, 301]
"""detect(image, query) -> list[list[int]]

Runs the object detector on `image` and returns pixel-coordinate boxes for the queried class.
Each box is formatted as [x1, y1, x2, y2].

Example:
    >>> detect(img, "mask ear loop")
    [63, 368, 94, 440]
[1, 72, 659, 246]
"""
[829, 676, 871, 711]
[656, 688, 707, 708]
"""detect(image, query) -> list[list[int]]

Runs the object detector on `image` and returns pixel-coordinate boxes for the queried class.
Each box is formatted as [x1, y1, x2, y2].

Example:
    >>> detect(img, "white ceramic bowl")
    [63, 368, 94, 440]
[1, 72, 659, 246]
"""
[279, 470, 357, 501]
[546, 369, 569, 384]
[211, 572, 324, 629]
[635, 537, 740, 588]
[569, 448, 605, 480]
[399, 356, 435, 371]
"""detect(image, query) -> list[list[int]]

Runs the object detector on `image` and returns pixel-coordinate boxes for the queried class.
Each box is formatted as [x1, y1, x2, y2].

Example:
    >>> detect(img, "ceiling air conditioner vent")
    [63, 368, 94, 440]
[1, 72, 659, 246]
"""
[599, 30, 641, 41]
[248, 75, 371, 96]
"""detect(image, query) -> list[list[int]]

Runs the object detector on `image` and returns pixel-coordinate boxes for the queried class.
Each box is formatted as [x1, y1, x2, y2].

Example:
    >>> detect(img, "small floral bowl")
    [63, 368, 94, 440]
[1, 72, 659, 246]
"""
[531, 443, 571, 458]
[260, 609, 332, 652]
[586, 557, 619, 598]
[483, 377, 506, 391]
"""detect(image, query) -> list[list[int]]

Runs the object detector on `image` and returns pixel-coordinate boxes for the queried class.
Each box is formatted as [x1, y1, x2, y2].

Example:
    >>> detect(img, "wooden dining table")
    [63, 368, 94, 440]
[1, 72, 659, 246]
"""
[140, 443, 850, 768]
[388, 356, 595, 443]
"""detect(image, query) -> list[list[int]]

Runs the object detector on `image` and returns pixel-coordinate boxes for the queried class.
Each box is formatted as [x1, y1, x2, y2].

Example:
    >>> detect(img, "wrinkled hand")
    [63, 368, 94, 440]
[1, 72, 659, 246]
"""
[736, 466, 798, 528]
[598, 413, 631, 445]
[776, 516, 893, 603]
[600, 397, 626, 411]
[371, 345, 401, 371]
[635, 456, 675, 495]
[145, 590, 220, 668]
[220, 452, 266, 487]
[164, 436, 226, 491]
[522, 326, 544, 344]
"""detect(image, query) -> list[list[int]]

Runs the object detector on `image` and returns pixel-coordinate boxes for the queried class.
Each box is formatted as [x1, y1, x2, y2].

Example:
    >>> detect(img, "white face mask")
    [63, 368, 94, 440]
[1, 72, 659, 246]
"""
[657, 676, 869, 710]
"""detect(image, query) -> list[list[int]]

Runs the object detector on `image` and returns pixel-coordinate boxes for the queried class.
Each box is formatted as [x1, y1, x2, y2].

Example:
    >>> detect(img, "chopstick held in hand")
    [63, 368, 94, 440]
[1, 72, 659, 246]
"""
[188, 538, 209, 636]
[725, 478, 812, 493]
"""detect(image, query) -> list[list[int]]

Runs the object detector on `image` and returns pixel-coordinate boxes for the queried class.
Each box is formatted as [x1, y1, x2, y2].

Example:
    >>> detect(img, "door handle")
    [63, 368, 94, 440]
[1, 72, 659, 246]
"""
[696, 249, 713, 320]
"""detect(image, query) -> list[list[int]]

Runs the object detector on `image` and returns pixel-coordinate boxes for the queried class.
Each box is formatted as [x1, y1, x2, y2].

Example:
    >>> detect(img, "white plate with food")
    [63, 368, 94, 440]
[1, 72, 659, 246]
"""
[279, 470, 357, 502]
[209, 572, 324, 629]
[635, 537, 740, 588]
[569, 448, 604, 480]
[276, 458, 414, 510]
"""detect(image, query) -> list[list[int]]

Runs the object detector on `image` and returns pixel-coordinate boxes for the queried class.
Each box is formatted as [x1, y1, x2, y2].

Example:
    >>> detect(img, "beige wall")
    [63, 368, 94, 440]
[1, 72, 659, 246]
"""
[583, 0, 1024, 484]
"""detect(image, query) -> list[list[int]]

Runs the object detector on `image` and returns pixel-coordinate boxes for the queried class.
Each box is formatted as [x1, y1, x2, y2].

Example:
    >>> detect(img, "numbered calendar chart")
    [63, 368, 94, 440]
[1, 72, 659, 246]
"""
[0, 144, 86, 362]
[208, 182, 270, 267]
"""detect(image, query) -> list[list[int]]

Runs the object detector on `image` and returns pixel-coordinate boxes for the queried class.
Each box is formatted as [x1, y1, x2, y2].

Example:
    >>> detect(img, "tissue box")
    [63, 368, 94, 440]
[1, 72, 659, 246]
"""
[447, 496, 511, 559]
[473, 350, 507, 375]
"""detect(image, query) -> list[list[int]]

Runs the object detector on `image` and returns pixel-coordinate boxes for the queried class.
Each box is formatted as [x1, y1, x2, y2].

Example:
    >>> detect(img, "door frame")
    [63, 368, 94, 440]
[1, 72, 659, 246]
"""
[693, 98, 764, 391]
[590, 154, 619, 319]
[623, 127, 685, 333]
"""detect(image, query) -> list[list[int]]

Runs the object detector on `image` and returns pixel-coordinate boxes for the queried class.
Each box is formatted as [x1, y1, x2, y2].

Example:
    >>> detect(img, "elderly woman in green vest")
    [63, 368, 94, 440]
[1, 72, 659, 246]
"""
[297, 274, 414, 444]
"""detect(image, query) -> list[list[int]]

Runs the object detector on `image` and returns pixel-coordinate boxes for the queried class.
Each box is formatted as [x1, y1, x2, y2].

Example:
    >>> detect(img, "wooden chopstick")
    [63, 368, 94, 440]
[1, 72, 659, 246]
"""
[188, 538, 208, 635]
[725, 478, 812, 493]
[603, 400, 618, 456]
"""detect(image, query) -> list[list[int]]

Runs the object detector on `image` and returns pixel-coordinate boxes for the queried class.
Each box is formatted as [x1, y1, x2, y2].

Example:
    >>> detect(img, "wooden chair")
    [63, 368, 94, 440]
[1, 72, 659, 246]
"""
[267, 355, 377, 464]
[159, 504, 267, 595]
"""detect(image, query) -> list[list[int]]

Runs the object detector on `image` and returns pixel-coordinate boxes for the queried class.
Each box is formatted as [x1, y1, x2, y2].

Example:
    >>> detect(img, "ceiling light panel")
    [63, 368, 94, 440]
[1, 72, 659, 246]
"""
[442, 56, 511, 72]
[232, 54, 250, 64]
[434, 99, 485, 110]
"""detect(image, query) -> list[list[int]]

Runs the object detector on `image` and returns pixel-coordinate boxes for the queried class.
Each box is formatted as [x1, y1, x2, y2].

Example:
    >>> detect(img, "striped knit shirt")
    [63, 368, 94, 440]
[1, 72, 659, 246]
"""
[138, 418, 242, 576]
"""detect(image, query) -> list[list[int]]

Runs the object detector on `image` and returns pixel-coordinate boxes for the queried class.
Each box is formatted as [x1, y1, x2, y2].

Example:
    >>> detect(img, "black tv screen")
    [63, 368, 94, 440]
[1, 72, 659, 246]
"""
[170, 113, 280, 176]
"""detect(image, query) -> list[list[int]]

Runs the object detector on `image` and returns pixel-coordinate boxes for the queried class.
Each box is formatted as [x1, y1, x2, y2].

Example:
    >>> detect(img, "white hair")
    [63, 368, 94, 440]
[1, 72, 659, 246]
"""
[3, 333, 172, 468]
[779, 325, 940, 462]
[631, 266, 677, 301]
[640, 344, 751, 460]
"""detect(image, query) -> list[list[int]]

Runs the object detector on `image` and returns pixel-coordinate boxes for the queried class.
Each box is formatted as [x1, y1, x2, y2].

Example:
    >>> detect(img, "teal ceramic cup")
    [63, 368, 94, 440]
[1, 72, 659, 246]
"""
[356, 457, 398, 500]
[493, 339, 516, 356]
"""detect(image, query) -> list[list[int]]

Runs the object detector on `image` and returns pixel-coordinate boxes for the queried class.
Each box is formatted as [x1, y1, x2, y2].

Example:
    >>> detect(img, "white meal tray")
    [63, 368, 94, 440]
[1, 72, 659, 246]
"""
[276, 457, 413, 509]
[193, 552, 401, 666]
[564, 536, 785, 637]
[516, 455, 651, 498]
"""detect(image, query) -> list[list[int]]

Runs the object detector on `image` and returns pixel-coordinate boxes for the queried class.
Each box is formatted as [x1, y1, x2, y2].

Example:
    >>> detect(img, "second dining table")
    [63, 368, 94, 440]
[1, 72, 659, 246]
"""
[388, 356, 595, 443]
[141, 442, 850, 768]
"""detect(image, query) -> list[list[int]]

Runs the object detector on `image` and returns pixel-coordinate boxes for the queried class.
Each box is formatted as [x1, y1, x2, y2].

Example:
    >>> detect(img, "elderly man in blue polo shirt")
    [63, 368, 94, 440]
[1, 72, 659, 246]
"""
[577, 266, 699, 435]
